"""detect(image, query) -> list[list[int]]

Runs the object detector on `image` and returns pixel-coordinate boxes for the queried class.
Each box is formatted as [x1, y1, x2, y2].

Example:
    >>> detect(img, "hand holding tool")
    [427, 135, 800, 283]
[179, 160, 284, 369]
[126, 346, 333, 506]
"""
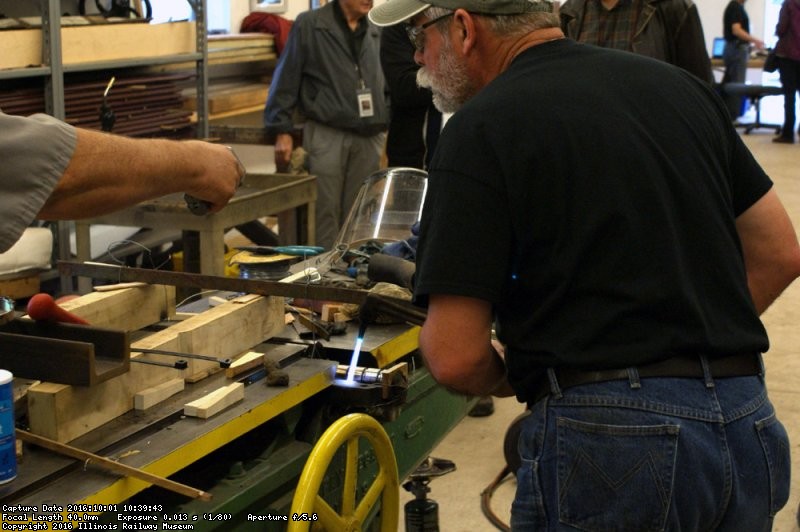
[185, 145, 247, 215]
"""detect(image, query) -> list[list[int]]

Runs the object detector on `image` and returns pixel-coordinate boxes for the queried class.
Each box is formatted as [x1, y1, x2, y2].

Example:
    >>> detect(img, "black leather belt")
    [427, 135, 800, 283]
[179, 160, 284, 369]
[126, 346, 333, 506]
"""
[530, 352, 763, 404]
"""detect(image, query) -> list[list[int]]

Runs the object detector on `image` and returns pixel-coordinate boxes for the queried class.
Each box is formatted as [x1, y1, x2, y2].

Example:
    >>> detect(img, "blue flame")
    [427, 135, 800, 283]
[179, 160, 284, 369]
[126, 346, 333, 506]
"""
[345, 336, 364, 382]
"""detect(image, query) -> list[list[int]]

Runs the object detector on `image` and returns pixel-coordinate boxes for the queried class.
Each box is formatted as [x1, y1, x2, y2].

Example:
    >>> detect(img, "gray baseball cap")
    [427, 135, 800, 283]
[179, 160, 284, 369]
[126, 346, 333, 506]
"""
[368, 0, 552, 26]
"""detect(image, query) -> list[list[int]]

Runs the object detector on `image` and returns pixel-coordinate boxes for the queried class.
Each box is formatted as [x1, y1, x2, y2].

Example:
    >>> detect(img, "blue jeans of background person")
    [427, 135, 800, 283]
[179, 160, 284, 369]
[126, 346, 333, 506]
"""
[777, 56, 800, 140]
[510, 368, 791, 531]
[723, 41, 750, 119]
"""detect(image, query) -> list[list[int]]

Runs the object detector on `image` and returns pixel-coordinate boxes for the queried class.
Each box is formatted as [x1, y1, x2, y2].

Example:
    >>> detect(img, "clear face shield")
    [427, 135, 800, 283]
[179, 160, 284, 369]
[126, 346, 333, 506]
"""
[286, 167, 428, 287]
[333, 167, 428, 252]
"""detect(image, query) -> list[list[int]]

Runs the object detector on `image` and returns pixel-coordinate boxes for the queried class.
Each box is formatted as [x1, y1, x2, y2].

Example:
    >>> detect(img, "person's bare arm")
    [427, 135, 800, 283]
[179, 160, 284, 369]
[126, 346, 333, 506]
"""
[736, 188, 800, 314]
[731, 22, 764, 49]
[419, 294, 514, 397]
[37, 128, 243, 220]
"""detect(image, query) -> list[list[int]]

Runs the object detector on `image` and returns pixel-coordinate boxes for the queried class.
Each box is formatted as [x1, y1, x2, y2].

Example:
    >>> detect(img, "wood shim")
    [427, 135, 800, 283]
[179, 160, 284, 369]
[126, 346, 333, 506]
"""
[225, 351, 265, 379]
[134, 378, 185, 410]
[184, 383, 244, 419]
[27, 294, 284, 442]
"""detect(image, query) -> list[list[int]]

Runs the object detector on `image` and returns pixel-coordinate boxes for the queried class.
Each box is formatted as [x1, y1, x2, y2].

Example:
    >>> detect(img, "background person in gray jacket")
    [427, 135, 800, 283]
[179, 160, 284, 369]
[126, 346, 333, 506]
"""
[264, 0, 389, 250]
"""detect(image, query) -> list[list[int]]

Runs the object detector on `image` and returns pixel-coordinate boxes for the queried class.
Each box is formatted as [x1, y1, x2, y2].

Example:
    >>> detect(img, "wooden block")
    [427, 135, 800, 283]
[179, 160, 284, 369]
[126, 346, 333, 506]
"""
[27, 295, 284, 442]
[225, 351, 265, 379]
[183, 383, 244, 419]
[58, 285, 175, 332]
[0, 273, 40, 300]
[321, 304, 344, 323]
[134, 378, 185, 410]
[183, 366, 223, 384]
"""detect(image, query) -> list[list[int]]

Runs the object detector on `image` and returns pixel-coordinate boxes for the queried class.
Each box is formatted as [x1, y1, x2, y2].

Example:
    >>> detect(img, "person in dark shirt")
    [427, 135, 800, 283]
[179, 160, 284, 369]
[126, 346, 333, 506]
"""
[380, 23, 443, 169]
[722, 0, 765, 119]
[370, 0, 800, 528]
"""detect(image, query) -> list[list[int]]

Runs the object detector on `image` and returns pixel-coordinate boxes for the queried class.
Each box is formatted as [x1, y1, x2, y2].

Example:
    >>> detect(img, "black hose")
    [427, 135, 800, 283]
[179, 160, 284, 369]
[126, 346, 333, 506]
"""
[480, 465, 513, 532]
[367, 254, 416, 290]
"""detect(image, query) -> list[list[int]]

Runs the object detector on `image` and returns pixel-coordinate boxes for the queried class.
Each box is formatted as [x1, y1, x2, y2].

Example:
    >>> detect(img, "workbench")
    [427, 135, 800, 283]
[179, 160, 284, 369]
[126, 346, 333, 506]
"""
[1, 288, 472, 530]
[73, 173, 317, 291]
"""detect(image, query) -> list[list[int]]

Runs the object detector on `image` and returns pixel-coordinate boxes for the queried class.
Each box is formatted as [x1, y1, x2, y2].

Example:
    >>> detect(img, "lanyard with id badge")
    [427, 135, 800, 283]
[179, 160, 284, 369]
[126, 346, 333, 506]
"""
[357, 80, 374, 118]
[347, 24, 374, 119]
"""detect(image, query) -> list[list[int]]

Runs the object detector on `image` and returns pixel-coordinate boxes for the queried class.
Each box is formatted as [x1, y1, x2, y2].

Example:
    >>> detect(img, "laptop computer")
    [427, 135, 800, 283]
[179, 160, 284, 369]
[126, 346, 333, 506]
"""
[712, 37, 726, 59]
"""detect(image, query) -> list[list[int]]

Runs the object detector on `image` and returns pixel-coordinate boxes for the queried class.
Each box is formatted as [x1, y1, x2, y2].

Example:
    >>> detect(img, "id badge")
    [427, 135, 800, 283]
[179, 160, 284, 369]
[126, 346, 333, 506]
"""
[357, 88, 374, 118]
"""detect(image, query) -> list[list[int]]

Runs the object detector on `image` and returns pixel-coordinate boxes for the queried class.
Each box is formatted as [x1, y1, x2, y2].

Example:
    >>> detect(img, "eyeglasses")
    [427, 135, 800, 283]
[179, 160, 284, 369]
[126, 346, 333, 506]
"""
[405, 12, 454, 52]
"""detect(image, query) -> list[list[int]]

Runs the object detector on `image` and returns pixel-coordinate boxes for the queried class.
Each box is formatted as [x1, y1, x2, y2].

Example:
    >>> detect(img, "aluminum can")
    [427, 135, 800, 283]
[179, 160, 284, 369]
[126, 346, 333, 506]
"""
[0, 369, 17, 484]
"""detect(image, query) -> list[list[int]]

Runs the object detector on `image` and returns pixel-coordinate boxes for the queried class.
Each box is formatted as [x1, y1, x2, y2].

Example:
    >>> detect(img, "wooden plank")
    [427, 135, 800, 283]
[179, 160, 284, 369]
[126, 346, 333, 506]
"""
[225, 351, 265, 379]
[0, 22, 196, 70]
[26, 294, 284, 442]
[58, 285, 175, 332]
[183, 382, 244, 419]
[183, 83, 268, 114]
[134, 377, 184, 410]
[0, 272, 40, 299]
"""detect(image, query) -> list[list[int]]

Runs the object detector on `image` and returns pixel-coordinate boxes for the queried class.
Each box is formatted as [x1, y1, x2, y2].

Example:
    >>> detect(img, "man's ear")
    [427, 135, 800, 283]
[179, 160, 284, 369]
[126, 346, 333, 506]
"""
[452, 9, 477, 54]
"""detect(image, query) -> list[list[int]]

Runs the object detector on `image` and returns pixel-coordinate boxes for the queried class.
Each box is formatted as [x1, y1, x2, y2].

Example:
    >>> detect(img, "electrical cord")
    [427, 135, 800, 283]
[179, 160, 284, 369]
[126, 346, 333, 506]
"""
[480, 465, 513, 532]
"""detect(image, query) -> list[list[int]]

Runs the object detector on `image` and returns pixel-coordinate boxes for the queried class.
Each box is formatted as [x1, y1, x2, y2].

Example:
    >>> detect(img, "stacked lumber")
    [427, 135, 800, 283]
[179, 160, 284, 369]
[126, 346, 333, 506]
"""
[182, 80, 269, 116]
[0, 72, 195, 137]
[208, 33, 277, 66]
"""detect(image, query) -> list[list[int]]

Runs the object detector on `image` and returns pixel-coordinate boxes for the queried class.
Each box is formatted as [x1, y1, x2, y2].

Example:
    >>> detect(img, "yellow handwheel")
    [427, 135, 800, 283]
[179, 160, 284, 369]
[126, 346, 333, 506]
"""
[288, 413, 399, 532]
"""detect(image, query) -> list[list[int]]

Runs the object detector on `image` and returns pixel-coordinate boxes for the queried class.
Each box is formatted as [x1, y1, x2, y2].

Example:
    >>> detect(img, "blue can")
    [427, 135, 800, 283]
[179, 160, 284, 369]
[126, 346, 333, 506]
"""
[0, 369, 17, 484]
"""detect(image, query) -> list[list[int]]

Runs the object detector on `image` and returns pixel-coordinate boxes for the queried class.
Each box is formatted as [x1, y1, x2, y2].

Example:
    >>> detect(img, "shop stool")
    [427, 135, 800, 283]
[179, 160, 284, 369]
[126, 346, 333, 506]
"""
[722, 82, 783, 134]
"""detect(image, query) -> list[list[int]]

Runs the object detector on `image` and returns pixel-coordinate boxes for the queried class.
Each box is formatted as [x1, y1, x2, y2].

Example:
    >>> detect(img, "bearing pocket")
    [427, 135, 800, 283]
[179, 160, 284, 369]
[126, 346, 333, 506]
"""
[756, 412, 791, 516]
[557, 417, 679, 532]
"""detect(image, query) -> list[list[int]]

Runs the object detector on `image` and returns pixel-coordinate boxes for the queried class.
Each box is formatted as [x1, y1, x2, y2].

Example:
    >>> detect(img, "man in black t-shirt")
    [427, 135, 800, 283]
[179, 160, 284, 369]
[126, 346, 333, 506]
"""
[370, 0, 800, 529]
[722, 0, 765, 118]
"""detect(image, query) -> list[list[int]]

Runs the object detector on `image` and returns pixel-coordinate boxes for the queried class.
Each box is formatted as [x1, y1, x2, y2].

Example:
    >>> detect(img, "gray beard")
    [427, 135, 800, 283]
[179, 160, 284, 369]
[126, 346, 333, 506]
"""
[416, 39, 474, 114]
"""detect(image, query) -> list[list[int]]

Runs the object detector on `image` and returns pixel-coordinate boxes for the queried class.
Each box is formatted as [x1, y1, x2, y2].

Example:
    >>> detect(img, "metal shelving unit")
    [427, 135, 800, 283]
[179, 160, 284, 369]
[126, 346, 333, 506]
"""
[0, 0, 209, 292]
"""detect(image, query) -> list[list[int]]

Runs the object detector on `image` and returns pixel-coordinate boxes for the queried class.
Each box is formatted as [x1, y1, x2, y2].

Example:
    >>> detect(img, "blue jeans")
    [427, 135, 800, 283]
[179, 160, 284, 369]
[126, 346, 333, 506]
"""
[722, 41, 750, 119]
[511, 368, 791, 531]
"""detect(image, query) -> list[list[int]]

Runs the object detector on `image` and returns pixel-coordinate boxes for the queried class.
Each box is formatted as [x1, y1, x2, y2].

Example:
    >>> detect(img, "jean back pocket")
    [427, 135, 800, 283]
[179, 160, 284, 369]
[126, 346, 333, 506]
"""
[557, 416, 679, 532]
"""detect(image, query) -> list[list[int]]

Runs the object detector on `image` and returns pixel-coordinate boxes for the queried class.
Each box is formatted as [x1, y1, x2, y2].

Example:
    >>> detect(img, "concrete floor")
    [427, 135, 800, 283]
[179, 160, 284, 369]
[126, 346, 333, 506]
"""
[400, 129, 800, 532]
